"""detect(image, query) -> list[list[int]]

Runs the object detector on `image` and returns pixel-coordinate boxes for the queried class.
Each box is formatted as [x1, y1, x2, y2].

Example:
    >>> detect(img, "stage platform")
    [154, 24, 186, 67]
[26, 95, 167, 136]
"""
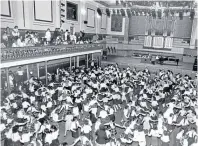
[102, 55, 196, 78]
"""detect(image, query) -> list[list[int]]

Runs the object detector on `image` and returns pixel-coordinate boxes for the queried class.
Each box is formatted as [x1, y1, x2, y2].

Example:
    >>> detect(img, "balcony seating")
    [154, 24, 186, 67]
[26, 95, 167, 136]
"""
[1, 44, 103, 62]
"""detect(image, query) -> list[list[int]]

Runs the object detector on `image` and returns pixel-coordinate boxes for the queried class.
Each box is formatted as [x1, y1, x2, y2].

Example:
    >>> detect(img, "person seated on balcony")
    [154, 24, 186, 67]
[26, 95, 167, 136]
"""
[25, 35, 34, 47]
[45, 28, 51, 45]
[84, 39, 89, 44]
[12, 26, 20, 41]
[55, 36, 62, 45]
[33, 32, 39, 45]
[156, 55, 159, 63]
[79, 31, 85, 41]
[65, 29, 69, 41]
[25, 31, 30, 38]
[92, 34, 99, 43]
[1, 42, 6, 48]
[53, 28, 59, 43]
[70, 33, 77, 44]
[16, 36, 25, 47]
[2, 31, 8, 47]
[60, 29, 65, 42]
[5, 27, 12, 47]
[66, 32, 71, 44]
[12, 39, 18, 47]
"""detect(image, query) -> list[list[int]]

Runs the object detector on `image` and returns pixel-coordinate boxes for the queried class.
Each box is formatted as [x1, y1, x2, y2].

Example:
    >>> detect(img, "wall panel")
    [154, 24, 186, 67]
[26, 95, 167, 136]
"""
[1, 0, 11, 17]
[174, 17, 192, 38]
[34, 0, 53, 22]
[129, 16, 147, 36]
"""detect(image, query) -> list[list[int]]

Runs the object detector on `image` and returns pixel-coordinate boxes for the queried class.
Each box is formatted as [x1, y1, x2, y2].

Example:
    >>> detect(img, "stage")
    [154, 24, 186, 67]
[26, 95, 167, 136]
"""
[102, 55, 196, 78]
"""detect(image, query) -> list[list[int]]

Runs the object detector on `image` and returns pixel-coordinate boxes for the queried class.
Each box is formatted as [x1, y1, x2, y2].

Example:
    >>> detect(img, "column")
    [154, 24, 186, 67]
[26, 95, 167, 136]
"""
[190, 11, 198, 49]
[123, 17, 129, 44]
[26, 65, 29, 80]
[70, 57, 72, 71]
[76, 56, 79, 67]
[6, 68, 10, 94]
[73, 57, 75, 68]
[45, 61, 48, 85]
[91, 53, 93, 60]
[86, 54, 89, 68]
[37, 63, 40, 78]
[99, 52, 102, 67]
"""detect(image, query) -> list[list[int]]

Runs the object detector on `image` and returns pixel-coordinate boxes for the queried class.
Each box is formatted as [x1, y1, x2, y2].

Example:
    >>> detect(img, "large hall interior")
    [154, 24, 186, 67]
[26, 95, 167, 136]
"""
[0, 0, 198, 146]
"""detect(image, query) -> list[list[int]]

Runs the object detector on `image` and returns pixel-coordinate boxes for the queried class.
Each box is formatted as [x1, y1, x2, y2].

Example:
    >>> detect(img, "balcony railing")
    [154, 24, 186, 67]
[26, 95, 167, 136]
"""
[1, 44, 104, 62]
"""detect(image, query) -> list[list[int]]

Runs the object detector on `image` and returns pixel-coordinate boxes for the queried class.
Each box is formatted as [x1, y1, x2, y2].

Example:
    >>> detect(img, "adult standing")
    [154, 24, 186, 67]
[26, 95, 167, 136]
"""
[12, 26, 20, 41]
[16, 66, 24, 86]
[70, 117, 81, 138]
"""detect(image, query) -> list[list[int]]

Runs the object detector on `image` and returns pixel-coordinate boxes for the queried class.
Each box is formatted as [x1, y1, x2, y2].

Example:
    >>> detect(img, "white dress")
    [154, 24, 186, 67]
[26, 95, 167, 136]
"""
[65, 114, 73, 132]
[143, 116, 151, 130]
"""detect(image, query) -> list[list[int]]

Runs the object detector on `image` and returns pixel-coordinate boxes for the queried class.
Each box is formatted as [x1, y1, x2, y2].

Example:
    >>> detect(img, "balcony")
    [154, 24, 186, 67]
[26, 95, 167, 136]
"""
[1, 44, 104, 68]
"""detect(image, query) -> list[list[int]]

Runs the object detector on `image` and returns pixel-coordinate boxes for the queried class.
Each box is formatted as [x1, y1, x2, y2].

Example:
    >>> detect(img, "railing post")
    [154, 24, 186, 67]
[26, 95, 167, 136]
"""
[45, 61, 48, 85]
[6, 68, 10, 94]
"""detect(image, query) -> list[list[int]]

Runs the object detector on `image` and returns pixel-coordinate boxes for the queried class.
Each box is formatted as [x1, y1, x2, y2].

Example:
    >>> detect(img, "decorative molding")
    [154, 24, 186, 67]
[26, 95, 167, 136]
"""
[101, 13, 107, 29]
[1, 0, 11, 17]
[34, 0, 53, 23]
[1, 50, 102, 68]
[22, 0, 25, 27]
[87, 8, 95, 28]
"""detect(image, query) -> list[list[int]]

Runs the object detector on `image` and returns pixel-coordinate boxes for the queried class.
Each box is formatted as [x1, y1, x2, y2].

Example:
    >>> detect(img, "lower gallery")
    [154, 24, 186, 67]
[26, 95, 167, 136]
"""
[0, 0, 198, 146]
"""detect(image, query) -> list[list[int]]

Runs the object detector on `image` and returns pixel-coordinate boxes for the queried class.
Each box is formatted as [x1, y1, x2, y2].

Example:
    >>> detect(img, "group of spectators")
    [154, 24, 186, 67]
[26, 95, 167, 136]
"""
[1, 26, 97, 48]
[44, 28, 88, 45]
[2, 26, 41, 48]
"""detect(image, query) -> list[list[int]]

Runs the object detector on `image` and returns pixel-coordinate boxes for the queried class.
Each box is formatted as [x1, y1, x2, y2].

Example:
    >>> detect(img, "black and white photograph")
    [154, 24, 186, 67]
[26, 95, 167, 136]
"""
[0, 0, 198, 146]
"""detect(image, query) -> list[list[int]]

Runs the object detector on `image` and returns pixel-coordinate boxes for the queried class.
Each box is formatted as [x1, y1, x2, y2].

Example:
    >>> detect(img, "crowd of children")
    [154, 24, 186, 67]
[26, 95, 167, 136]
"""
[0, 64, 198, 146]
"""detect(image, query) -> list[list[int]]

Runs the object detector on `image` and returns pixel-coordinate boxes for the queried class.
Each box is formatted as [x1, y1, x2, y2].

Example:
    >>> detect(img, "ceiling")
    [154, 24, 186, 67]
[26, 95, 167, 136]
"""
[95, 0, 196, 8]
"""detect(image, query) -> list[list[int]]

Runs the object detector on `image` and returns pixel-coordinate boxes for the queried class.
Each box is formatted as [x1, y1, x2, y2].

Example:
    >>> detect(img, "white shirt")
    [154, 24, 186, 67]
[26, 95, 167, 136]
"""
[70, 121, 80, 130]
[73, 107, 79, 116]
[161, 135, 170, 142]
[47, 101, 53, 108]
[22, 101, 30, 109]
[52, 113, 59, 122]
[95, 121, 101, 131]
[90, 107, 97, 116]
[125, 127, 133, 135]
[149, 129, 161, 137]
[133, 131, 146, 142]
[21, 133, 32, 143]
[0, 124, 6, 132]
[45, 31, 51, 41]
[65, 32, 68, 41]
[81, 125, 92, 133]
[45, 133, 53, 144]
[99, 110, 108, 119]
[176, 130, 184, 139]
[12, 132, 21, 142]
[183, 139, 188, 146]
